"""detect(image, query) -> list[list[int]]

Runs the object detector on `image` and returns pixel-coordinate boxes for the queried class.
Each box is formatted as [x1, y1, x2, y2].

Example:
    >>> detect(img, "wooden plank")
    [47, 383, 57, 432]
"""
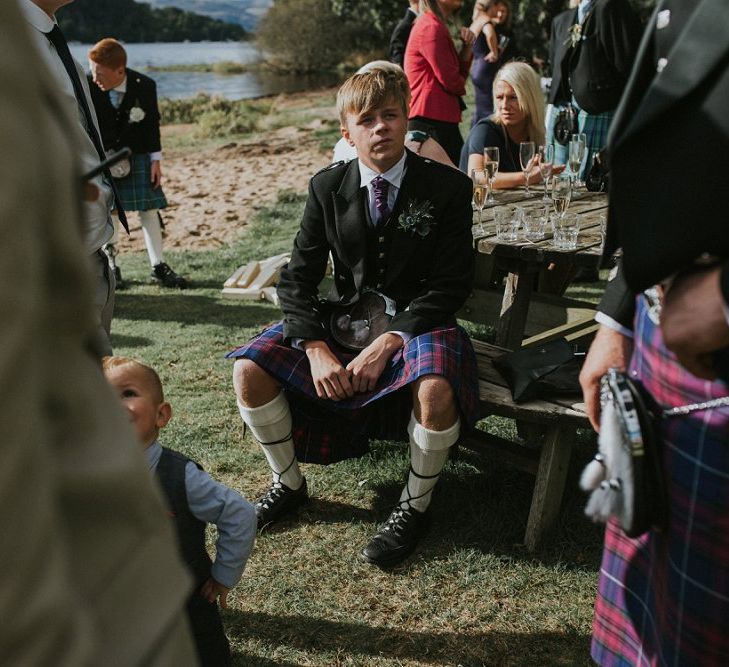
[234, 261, 261, 288]
[221, 287, 264, 300]
[460, 429, 539, 475]
[521, 315, 596, 348]
[223, 262, 254, 288]
[524, 424, 575, 551]
[495, 263, 537, 349]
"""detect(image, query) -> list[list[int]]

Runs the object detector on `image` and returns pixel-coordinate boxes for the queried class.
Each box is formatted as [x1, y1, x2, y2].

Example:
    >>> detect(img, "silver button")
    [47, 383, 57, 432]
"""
[657, 57, 668, 73]
[378, 252, 385, 258]
[377, 282, 383, 289]
[379, 268, 385, 274]
[378, 236, 385, 242]
[656, 9, 670, 30]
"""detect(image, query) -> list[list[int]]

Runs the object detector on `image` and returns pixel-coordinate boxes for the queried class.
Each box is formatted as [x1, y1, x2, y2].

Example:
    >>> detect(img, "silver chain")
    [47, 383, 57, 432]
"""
[663, 396, 729, 417]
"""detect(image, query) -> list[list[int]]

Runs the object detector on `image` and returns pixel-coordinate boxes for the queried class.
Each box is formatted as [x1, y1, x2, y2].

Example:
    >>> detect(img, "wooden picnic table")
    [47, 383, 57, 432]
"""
[472, 188, 608, 349]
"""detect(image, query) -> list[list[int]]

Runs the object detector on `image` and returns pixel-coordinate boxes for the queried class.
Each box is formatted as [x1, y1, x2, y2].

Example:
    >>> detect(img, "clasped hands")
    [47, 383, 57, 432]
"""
[304, 333, 403, 401]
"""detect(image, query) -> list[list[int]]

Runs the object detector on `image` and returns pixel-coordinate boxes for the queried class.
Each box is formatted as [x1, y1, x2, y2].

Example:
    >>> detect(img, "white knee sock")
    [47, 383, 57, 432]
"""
[399, 412, 460, 513]
[139, 209, 164, 267]
[237, 392, 303, 490]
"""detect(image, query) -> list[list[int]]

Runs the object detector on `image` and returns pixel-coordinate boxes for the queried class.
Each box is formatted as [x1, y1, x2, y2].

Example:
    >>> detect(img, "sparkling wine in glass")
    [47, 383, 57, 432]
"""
[538, 144, 554, 203]
[519, 141, 535, 196]
[551, 176, 572, 216]
[483, 146, 500, 203]
[471, 169, 488, 235]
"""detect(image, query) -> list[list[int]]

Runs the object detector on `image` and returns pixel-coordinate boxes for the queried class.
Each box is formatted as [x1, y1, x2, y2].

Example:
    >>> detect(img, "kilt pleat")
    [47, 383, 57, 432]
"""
[226, 321, 480, 464]
[591, 295, 729, 666]
[114, 153, 167, 211]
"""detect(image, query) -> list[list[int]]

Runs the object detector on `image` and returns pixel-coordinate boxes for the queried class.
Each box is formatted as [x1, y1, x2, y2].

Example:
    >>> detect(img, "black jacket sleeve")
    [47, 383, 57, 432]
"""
[597, 259, 635, 331]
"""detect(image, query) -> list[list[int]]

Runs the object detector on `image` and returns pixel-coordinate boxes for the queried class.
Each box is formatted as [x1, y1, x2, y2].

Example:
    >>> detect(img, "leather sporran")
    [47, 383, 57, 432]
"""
[108, 152, 131, 179]
[329, 290, 395, 352]
[580, 368, 668, 538]
[553, 105, 579, 146]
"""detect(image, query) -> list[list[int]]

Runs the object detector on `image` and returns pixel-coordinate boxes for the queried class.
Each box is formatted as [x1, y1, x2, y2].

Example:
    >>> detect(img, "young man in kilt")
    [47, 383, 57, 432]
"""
[579, 1, 729, 663]
[88, 38, 187, 289]
[229, 67, 480, 567]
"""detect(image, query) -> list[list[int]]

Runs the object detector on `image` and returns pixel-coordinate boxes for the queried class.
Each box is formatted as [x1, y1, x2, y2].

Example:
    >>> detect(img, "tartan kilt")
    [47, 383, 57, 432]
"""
[591, 295, 729, 666]
[226, 321, 481, 464]
[114, 153, 167, 211]
[546, 101, 613, 180]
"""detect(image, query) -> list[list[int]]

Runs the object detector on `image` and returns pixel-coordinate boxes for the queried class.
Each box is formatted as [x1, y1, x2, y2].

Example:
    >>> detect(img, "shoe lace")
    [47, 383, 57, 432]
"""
[156, 262, 174, 278]
[381, 505, 413, 537]
[256, 483, 287, 510]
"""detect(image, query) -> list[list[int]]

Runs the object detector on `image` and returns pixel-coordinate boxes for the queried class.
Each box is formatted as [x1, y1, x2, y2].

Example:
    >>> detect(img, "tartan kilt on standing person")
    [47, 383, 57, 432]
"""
[591, 295, 729, 666]
[546, 101, 613, 180]
[114, 153, 168, 211]
[226, 321, 480, 465]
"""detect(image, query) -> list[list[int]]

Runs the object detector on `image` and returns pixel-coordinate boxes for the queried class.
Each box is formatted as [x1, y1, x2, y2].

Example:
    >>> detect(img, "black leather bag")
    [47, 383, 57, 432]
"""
[493, 338, 583, 403]
[581, 369, 668, 538]
[553, 105, 579, 146]
[329, 291, 395, 352]
[586, 149, 610, 192]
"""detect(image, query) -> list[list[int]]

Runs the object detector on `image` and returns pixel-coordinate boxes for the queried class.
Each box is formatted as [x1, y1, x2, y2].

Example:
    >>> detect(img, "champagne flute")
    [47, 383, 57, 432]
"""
[570, 132, 587, 187]
[538, 143, 554, 203]
[519, 141, 535, 196]
[568, 138, 582, 187]
[483, 146, 500, 204]
[551, 176, 572, 217]
[471, 168, 488, 236]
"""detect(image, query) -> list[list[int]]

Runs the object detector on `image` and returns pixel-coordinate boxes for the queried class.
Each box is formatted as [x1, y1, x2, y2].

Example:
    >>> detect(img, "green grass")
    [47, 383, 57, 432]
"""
[112, 190, 602, 666]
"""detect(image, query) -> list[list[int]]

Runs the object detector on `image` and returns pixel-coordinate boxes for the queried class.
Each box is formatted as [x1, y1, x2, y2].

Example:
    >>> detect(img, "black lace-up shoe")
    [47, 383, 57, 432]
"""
[152, 262, 188, 289]
[255, 478, 308, 528]
[359, 504, 429, 567]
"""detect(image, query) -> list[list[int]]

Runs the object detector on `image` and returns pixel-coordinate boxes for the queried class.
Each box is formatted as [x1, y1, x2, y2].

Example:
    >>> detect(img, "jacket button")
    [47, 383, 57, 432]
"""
[377, 283, 383, 289]
[378, 236, 385, 242]
[378, 252, 385, 258]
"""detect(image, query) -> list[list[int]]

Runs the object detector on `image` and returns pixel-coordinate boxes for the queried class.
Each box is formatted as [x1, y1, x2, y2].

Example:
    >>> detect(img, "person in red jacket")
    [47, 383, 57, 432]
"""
[404, 0, 474, 165]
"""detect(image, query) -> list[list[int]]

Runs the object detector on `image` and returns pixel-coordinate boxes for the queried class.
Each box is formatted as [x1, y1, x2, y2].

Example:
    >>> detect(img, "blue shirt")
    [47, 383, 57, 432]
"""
[146, 441, 256, 589]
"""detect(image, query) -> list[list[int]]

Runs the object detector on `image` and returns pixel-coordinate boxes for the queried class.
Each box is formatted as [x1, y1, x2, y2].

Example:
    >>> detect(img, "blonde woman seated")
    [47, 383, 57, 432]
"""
[459, 61, 564, 185]
[333, 60, 455, 168]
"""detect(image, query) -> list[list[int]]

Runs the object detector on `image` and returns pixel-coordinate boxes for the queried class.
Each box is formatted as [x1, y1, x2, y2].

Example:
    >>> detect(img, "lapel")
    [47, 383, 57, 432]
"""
[118, 69, 137, 120]
[385, 150, 423, 285]
[333, 159, 367, 291]
[611, 0, 729, 151]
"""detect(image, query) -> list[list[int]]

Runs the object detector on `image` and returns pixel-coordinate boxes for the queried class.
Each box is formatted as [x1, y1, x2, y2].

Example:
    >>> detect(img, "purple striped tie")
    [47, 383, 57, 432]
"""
[372, 176, 390, 225]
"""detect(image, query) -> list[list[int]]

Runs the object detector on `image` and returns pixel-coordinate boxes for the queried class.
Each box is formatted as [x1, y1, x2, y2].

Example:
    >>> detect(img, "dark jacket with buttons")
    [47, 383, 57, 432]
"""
[548, 0, 641, 114]
[277, 150, 474, 342]
[88, 67, 162, 155]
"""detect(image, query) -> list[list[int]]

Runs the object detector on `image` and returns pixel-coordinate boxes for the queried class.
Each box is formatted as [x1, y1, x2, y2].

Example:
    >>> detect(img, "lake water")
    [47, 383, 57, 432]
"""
[69, 41, 340, 100]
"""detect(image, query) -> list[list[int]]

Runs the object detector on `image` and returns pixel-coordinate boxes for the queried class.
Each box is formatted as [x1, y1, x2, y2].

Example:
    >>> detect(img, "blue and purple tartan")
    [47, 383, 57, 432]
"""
[591, 296, 729, 666]
[226, 321, 480, 464]
[114, 153, 167, 211]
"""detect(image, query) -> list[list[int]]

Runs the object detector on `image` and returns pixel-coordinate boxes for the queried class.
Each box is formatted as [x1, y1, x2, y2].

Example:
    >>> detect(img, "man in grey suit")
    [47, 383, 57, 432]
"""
[1, 0, 197, 663]
[20, 0, 121, 356]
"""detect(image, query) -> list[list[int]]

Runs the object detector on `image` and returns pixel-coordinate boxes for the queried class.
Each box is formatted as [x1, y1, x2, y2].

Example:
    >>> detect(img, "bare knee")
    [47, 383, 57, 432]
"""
[233, 359, 279, 407]
[412, 374, 457, 430]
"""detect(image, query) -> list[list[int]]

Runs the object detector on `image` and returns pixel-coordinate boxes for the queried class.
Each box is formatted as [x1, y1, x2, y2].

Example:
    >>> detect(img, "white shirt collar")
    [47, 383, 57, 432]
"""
[358, 151, 407, 190]
[19, 0, 55, 33]
[113, 76, 128, 94]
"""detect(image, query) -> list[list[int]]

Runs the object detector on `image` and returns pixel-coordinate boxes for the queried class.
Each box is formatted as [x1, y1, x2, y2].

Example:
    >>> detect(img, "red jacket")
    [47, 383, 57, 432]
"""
[404, 12, 470, 123]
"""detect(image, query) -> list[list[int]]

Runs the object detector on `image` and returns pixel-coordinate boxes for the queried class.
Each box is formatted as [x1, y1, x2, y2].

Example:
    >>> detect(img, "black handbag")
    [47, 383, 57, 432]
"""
[580, 368, 668, 537]
[586, 149, 609, 192]
[553, 105, 579, 146]
[493, 338, 583, 403]
[329, 290, 395, 352]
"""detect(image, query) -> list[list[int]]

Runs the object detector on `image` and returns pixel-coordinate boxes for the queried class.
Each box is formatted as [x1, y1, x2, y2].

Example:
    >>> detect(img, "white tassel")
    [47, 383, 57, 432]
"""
[580, 454, 606, 491]
[598, 400, 622, 470]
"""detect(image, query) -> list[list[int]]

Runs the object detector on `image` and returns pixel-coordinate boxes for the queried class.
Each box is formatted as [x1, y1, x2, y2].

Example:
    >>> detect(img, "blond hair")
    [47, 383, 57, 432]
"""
[491, 62, 545, 146]
[337, 66, 410, 125]
[102, 356, 165, 403]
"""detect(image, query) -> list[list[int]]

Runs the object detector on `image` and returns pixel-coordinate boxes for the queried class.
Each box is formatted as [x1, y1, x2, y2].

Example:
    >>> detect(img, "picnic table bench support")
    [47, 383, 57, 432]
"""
[495, 261, 538, 349]
[524, 423, 576, 551]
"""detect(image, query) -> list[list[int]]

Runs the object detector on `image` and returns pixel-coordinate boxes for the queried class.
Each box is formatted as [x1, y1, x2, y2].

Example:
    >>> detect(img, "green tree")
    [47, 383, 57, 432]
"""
[257, 0, 357, 72]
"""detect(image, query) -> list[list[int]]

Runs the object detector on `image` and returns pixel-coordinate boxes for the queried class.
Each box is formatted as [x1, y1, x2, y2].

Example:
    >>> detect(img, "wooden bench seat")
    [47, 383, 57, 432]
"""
[462, 339, 591, 551]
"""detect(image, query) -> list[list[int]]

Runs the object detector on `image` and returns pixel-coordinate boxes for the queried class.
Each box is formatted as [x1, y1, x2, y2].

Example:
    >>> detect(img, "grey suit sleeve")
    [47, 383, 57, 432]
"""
[184, 463, 256, 589]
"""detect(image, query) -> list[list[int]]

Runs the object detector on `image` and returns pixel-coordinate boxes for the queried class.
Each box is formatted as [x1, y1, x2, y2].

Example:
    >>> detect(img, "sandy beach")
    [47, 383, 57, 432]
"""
[116, 89, 336, 253]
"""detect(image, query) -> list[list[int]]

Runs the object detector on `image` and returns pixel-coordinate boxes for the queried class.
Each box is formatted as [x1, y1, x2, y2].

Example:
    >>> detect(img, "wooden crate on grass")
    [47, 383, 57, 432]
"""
[221, 253, 289, 305]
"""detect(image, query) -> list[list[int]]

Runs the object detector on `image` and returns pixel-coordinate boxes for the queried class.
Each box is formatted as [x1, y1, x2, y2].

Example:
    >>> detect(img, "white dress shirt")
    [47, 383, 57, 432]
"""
[19, 0, 113, 254]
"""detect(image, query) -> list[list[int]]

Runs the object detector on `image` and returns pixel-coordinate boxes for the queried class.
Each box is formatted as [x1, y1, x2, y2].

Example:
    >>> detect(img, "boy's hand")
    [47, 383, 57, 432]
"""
[346, 333, 403, 393]
[303, 340, 354, 401]
[200, 578, 231, 608]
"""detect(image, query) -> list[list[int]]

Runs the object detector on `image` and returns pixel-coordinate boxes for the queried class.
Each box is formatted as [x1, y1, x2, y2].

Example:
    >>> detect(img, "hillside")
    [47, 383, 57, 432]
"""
[145, 0, 271, 32]
[58, 0, 247, 43]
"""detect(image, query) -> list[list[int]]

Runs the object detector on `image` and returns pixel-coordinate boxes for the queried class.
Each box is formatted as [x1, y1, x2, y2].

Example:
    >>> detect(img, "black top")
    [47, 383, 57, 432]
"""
[459, 119, 520, 173]
[389, 8, 417, 67]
